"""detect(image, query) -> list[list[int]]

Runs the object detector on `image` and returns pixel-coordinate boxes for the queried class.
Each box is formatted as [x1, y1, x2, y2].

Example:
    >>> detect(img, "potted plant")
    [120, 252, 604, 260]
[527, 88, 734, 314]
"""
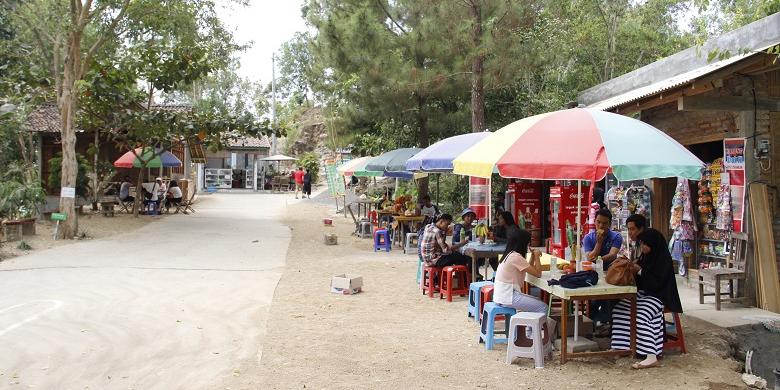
[0, 179, 45, 240]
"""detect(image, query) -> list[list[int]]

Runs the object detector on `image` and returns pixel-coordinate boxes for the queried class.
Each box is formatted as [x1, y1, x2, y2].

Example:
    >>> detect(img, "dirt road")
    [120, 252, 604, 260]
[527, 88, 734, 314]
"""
[0, 193, 291, 389]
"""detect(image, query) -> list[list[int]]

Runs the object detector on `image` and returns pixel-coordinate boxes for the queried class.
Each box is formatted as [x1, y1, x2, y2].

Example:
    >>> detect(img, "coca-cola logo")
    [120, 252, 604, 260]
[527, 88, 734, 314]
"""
[520, 189, 535, 193]
[569, 193, 584, 199]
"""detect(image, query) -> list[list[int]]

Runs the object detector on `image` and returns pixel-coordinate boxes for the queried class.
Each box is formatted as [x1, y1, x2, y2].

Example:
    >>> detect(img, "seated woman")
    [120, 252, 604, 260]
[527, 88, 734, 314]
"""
[611, 228, 682, 369]
[493, 229, 548, 313]
[493, 211, 520, 244]
[479, 211, 519, 274]
[166, 180, 183, 212]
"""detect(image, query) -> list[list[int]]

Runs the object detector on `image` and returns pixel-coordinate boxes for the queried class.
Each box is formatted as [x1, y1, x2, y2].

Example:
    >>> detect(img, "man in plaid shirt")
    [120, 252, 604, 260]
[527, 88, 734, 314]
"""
[420, 214, 471, 269]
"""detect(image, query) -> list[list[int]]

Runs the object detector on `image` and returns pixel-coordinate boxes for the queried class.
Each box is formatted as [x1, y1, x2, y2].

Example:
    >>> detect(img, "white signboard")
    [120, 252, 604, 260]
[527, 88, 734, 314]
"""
[60, 187, 76, 198]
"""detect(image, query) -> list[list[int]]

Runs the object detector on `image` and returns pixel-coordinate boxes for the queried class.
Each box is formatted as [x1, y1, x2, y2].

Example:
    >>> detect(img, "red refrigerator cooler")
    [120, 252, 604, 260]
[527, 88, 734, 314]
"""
[549, 181, 590, 259]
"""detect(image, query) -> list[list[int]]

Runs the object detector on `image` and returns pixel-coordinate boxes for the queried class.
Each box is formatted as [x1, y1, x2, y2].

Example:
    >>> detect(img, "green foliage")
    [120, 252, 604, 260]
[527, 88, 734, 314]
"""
[0, 163, 45, 220]
[48, 154, 90, 197]
[298, 152, 321, 183]
[428, 174, 469, 216]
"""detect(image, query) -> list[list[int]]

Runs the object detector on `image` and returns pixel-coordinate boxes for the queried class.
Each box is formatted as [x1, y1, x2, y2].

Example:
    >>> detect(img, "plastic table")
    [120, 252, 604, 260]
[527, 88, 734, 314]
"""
[525, 271, 637, 364]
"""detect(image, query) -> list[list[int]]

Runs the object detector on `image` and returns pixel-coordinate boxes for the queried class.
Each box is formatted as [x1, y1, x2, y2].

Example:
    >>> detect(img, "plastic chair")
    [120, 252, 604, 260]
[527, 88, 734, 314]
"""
[373, 229, 391, 252]
[506, 312, 553, 368]
[404, 233, 418, 254]
[421, 265, 443, 298]
[480, 302, 517, 350]
[663, 309, 687, 354]
[439, 265, 470, 302]
[479, 285, 495, 323]
[468, 281, 493, 322]
[358, 221, 372, 238]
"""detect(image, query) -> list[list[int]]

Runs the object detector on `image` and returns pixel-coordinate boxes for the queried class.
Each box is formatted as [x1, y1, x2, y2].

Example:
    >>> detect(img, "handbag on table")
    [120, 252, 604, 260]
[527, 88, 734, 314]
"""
[605, 258, 639, 286]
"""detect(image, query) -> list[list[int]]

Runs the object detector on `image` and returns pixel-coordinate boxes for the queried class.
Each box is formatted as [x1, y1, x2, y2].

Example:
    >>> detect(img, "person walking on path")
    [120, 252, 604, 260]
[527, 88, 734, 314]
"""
[293, 167, 305, 199]
[303, 169, 312, 199]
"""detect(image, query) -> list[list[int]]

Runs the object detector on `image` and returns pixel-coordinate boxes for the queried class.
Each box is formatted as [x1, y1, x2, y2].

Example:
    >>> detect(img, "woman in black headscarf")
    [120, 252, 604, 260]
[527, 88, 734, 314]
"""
[611, 228, 682, 369]
[303, 169, 312, 199]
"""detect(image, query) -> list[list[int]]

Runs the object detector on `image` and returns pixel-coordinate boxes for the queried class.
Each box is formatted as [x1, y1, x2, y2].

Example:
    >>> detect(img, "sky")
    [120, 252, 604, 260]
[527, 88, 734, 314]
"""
[216, 0, 308, 85]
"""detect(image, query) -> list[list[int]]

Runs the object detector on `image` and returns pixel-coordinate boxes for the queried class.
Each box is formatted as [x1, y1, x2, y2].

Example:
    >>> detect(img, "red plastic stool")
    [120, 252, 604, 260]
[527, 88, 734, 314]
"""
[439, 265, 471, 302]
[479, 285, 494, 322]
[663, 309, 687, 354]
[421, 265, 443, 298]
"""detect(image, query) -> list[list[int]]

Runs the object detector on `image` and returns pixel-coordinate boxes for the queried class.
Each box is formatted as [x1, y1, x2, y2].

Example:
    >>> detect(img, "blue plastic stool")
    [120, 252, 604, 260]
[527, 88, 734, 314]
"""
[480, 302, 517, 350]
[416, 256, 423, 284]
[468, 281, 493, 322]
[373, 229, 391, 252]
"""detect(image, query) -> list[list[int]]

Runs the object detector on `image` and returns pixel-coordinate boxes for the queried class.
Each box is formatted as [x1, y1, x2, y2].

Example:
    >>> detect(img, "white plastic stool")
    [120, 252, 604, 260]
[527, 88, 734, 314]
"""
[404, 232, 418, 254]
[506, 312, 553, 368]
[358, 221, 372, 238]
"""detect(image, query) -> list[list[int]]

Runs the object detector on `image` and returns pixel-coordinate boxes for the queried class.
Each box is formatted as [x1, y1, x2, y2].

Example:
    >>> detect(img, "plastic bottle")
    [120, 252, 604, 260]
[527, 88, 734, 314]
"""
[550, 256, 558, 276]
[596, 256, 604, 278]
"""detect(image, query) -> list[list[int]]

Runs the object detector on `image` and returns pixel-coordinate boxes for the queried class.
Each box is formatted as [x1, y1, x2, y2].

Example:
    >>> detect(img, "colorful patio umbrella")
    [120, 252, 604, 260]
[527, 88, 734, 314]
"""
[114, 147, 182, 168]
[452, 108, 704, 181]
[337, 156, 383, 177]
[406, 132, 490, 172]
[365, 148, 423, 178]
[261, 154, 297, 162]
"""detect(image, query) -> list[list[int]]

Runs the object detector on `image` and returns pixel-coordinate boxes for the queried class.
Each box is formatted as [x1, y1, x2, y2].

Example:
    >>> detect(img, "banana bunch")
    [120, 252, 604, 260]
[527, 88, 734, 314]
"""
[474, 223, 489, 238]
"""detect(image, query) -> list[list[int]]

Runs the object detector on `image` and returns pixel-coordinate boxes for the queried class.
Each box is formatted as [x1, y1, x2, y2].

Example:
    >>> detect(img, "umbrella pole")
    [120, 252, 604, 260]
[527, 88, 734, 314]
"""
[575, 179, 582, 343]
[576, 180, 582, 261]
[436, 174, 440, 205]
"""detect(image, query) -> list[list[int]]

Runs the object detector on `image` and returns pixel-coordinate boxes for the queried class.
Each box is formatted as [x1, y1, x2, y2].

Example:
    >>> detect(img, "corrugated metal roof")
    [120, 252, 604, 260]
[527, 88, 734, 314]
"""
[587, 52, 754, 111]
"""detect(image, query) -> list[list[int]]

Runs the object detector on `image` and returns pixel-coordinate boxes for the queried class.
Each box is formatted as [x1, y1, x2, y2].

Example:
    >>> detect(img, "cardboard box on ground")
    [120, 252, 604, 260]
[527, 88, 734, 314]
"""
[331, 274, 363, 295]
[323, 233, 338, 245]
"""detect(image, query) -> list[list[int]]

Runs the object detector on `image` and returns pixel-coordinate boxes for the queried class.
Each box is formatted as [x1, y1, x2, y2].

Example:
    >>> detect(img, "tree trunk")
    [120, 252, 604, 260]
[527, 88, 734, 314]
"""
[134, 169, 144, 217]
[415, 92, 429, 202]
[56, 31, 82, 239]
[469, 1, 486, 133]
[92, 128, 100, 209]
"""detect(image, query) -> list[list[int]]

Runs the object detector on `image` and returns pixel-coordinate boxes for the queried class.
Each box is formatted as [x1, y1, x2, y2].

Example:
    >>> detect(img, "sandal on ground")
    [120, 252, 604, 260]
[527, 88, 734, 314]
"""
[631, 361, 660, 369]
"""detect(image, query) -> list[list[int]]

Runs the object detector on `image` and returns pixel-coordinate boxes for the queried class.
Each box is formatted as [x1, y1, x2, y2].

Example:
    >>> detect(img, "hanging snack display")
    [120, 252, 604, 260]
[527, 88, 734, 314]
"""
[670, 178, 696, 275]
[709, 158, 723, 206]
[697, 166, 715, 225]
[696, 159, 732, 270]
[607, 185, 652, 240]
[626, 186, 651, 222]
[606, 186, 626, 232]
[715, 182, 732, 231]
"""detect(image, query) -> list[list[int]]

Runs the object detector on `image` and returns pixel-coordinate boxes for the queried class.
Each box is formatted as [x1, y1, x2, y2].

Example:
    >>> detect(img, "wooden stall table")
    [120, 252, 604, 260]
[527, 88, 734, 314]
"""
[392, 215, 425, 247]
[460, 241, 506, 282]
[354, 199, 377, 219]
[525, 269, 637, 364]
[377, 210, 395, 228]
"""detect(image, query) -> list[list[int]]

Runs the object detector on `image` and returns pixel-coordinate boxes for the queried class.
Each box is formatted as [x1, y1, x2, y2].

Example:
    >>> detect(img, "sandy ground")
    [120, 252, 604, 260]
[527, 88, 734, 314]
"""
[0, 193, 290, 389]
[0, 210, 151, 260]
[255, 199, 746, 390]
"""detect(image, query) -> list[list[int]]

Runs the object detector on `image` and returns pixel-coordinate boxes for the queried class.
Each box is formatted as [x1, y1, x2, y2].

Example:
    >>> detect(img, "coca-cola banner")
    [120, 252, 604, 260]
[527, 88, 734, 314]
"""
[723, 138, 745, 232]
[514, 181, 542, 230]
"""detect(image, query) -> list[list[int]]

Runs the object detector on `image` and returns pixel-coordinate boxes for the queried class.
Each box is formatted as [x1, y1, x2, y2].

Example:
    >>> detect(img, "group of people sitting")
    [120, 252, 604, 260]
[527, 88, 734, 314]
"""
[418, 198, 682, 370]
[119, 176, 184, 213]
[582, 202, 682, 369]
[419, 208, 527, 279]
